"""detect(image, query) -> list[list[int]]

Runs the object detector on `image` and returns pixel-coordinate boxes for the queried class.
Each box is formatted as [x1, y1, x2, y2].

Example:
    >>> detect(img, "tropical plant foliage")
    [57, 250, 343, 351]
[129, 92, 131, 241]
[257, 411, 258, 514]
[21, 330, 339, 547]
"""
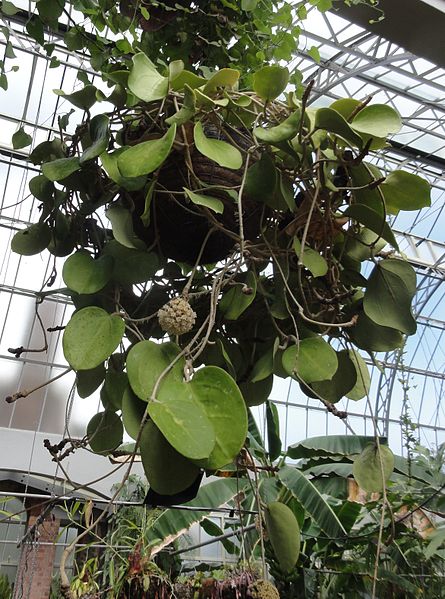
[0, 0, 438, 596]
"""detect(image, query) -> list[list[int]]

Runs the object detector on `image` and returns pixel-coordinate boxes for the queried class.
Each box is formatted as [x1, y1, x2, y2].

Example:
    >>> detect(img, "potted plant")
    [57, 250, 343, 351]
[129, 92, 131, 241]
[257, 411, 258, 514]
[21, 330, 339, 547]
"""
[2, 0, 432, 595]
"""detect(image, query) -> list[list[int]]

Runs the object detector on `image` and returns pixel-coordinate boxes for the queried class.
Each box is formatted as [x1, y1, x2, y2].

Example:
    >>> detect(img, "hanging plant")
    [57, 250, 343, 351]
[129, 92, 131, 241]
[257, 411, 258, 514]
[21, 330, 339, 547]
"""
[8, 53, 431, 502]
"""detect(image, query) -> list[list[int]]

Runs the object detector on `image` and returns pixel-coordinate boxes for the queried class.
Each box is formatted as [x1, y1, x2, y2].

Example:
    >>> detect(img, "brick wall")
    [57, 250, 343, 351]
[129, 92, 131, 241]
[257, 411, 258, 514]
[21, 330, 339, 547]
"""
[13, 501, 60, 599]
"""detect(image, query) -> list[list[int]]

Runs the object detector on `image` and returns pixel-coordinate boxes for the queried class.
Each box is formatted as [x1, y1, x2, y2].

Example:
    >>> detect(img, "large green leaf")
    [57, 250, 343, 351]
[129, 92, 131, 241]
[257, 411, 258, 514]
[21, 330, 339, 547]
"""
[287, 435, 379, 459]
[264, 501, 300, 572]
[148, 394, 215, 461]
[127, 340, 183, 400]
[53, 85, 98, 110]
[381, 170, 431, 213]
[80, 114, 109, 164]
[102, 241, 159, 285]
[62, 251, 113, 294]
[157, 366, 247, 469]
[244, 153, 277, 205]
[63, 307, 125, 370]
[348, 162, 385, 213]
[282, 338, 338, 383]
[253, 65, 289, 101]
[128, 53, 168, 102]
[254, 110, 301, 144]
[314, 107, 363, 147]
[117, 125, 176, 178]
[363, 259, 417, 334]
[344, 204, 398, 249]
[11, 222, 51, 255]
[345, 350, 370, 401]
[202, 68, 240, 95]
[42, 157, 80, 181]
[183, 187, 224, 214]
[87, 411, 123, 454]
[122, 387, 147, 440]
[12, 127, 32, 149]
[100, 371, 128, 411]
[266, 401, 281, 461]
[219, 271, 257, 320]
[147, 478, 248, 553]
[105, 206, 145, 249]
[351, 104, 402, 138]
[278, 466, 346, 538]
[193, 121, 242, 169]
[349, 311, 404, 352]
[100, 149, 146, 191]
[140, 420, 201, 496]
[293, 238, 328, 277]
[311, 349, 357, 404]
[76, 363, 105, 398]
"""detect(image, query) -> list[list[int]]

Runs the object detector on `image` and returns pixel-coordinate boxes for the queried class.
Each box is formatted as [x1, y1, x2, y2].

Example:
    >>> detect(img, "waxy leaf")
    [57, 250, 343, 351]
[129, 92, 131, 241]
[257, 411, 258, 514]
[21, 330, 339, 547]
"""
[311, 350, 357, 404]
[122, 387, 147, 440]
[42, 157, 80, 181]
[282, 338, 338, 383]
[87, 411, 123, 454]
[293, 238, 328, 277]
[351, 104, 402, 138]
[194, 121, 242, 169]
[100, 149, 146, 191]
[381, 170, 431, 213]
[53, 85, 98, 110]
[62, 250, 113, 294]
[344, 350, 370, 401]
[165, 84, 196, 126]
[253, 65, 289, 101]
[170, 70, 206, 91]
[157, 366, 247, 469]
[140, 420, 201, 495]
[183, 187, 224, 214]
[219, 271, 257, 320]
[265, 501, 300, 572]
[12, 127, 32, 149]
[11, 222, 51, 255]
[76, 363, 106, 398]
[363, 259, 417, 335]
[344, 204, 398, 249]
[80, 114, 109, 164]
[126, 340, 184, 401]
[63, 307, 125, 370]
[315, 107, 363, 147]
[254, 110, 301, 144]
[106, 206, 145, 249]
[203, 68, 240, 95]
[266, 401, 281, 461]
[102, 240, 159, 285]
[117, 125, 176, 178]
[128, 53, 168, 102]
[349, 312, 404, 352]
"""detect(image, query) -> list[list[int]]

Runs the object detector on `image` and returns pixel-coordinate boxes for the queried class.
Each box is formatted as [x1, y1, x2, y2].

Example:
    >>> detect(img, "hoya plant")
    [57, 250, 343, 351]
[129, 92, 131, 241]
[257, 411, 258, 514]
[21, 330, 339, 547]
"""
[9, 54, 430, 501]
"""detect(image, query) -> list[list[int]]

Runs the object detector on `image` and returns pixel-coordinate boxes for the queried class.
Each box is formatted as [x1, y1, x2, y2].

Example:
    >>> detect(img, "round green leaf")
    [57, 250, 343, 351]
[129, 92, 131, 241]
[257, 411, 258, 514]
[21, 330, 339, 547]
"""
[122, 387, 147, 440]
[202, 68, 240, 95]
[219, 271, 257, 320]
[100, 371, 128, 411]
[11, 222, 51, 255]
[62, 251, 113, 294]
[140, 420, 201, 495]
[105, 206, 145, 250]
[42, 157, 81, 181]
[194, 121, 242, 170]
[100, 149, 147, 191]
[148, 393, 215, 461]
[353, 443, 394, 493]
[282, 338, 338, 383]
[349, 312, 404, 352]
[351, 104, 402, 138]
[63, 307, 125, 370]
[344, 204, 398, 249]
[293, 238, 328, 277]
[87, 411, 123, 454]
[381, 170, 431, 213]
[102, 241, 159, 285]
[314, 107, 363, 148]
[12, 127, 32, 150]
[253, 65, 289, 101]
[345, 350, 370, 401]
[76, 363, 105, 398]
[363, 260, 417, 335]
[169, 366, 248, 470]
[117, 125, 176, 178]
[311, 350, 357, 404]
[126, 340, 184, 401]
[265, 501, 300, 572]
[53, 85, 98, 110]
[329, 98, 361, 120]
[128, 53, 169, 102]
[240, 375, 273, 407]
